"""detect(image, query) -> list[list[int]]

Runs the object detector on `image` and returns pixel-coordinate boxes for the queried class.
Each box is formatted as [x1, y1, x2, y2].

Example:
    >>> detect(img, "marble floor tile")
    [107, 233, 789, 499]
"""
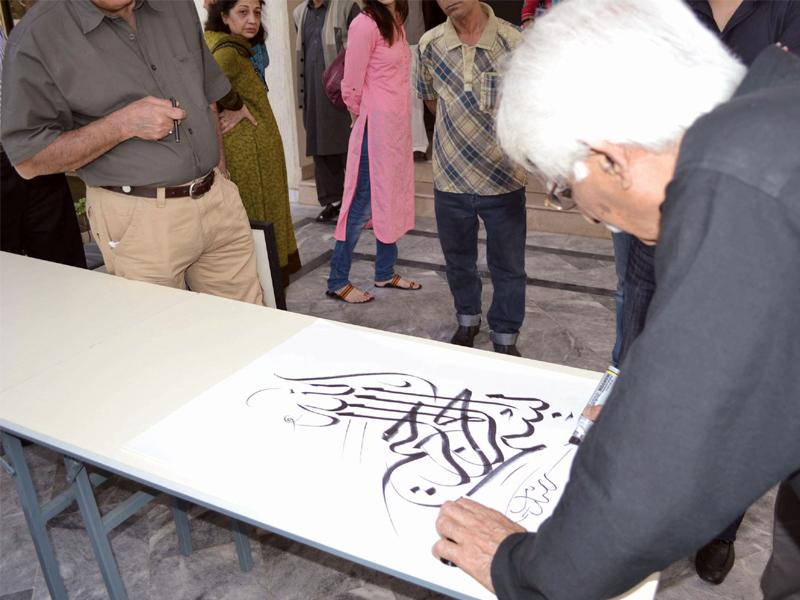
[735, 486, 778, 560]
[656, 548, 771, 600]
[150, 540, 267, 600]
[0, 590, 34, 600]
[560, 235, 616, 255]
[31, 563, 150, 600]
[1, 463, 57, 528]
[148, 499, 254, 562]
[259, 531, 385, 600]
[328, 583, 398, 600]
[534, 297, 616, 359]
[45, 508, 150, 581]
[388, 576, 457, 600]
[656, 557, 695, 591]
[0, 523, 39, 595]
[517, 327, 609, 373]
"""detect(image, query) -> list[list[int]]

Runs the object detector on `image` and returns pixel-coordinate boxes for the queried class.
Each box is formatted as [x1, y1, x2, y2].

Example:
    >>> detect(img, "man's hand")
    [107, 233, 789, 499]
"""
[433, 498, 526, 594]
[522, 19, 533, 30]
[583, 404, 603, 421]
[219, 105, 258, 134]
[118, 97, 186, 141]
[13, 96, 186, 179]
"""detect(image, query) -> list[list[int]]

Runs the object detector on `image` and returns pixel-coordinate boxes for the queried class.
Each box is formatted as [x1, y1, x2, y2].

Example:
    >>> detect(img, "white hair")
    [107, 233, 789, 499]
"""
[496, 0, 747, 185]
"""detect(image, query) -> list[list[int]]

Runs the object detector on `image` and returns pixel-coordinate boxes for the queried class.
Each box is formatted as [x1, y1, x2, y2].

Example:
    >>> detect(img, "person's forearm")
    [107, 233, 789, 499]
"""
[424, 98, 437, 116]
[14, 114, 129, 180]
[14, 95, 183, 180]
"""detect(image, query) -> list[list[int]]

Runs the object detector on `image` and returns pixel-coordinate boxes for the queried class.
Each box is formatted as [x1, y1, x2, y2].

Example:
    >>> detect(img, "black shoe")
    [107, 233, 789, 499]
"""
[451, 325, 479, 347]
[317, 203, 341, 222]
[695, 539, 735, 585]
[493, 343, 521, 357]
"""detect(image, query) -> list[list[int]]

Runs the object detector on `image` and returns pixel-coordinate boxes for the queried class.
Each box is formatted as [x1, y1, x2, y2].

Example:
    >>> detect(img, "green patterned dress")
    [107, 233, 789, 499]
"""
[205, 31, 301, 288]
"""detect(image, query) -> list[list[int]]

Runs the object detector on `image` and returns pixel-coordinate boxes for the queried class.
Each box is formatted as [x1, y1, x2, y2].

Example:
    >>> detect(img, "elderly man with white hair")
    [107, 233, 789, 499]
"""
[431, 0, 800, 599]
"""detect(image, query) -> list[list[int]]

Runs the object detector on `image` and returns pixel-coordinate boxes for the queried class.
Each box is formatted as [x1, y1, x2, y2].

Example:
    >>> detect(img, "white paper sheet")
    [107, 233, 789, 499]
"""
[126, 321, 599, 600]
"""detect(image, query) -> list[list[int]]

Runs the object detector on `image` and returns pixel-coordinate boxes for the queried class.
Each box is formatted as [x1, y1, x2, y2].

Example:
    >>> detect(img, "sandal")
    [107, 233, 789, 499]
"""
[326, 284, 374, 303]
[375, 274, 421, 290]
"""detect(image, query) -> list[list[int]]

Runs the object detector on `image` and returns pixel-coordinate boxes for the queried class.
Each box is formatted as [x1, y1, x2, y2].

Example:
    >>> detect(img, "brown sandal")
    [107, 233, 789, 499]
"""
[326, 284, 374, 303]
[374, 274, 422, 290]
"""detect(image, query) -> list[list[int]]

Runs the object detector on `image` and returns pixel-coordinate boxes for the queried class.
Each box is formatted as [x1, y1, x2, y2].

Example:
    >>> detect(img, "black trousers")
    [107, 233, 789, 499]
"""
[0, 150, 86, 269]
[762, 480, 800, 600]
[312, 153, 347, 207]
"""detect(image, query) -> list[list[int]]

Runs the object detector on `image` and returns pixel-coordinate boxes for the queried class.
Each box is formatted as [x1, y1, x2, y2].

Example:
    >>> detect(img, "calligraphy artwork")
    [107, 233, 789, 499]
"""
[126, 321, 600, 600]
[244, 371, 578, 534]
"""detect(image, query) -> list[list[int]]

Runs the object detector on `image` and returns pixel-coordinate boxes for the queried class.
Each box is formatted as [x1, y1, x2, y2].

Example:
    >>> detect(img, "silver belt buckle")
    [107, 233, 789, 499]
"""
[189, 180, 201, 199]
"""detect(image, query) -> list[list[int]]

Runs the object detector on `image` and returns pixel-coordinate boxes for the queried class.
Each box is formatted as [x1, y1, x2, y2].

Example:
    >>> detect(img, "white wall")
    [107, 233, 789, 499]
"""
[193, 0, 302, 200]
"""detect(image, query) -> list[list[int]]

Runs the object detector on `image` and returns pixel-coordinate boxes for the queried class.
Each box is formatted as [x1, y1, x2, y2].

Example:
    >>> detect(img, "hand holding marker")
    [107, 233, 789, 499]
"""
[569, 366, 619, 445]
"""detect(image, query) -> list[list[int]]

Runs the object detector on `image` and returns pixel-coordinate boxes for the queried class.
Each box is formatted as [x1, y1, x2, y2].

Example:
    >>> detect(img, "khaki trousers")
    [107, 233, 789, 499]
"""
[87, 169, 265, 306]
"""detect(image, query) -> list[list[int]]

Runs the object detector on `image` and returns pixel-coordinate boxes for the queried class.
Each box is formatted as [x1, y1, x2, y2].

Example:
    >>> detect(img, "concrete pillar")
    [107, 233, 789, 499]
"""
[193, 0, 303, 202]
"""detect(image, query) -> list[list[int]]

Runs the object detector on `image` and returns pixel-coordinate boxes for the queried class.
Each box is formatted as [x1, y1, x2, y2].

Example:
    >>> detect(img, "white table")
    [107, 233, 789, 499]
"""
[0, 252, 658, 600]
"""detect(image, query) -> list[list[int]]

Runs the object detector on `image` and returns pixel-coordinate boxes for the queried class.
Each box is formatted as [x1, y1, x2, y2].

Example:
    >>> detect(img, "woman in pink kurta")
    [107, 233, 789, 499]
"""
[325, 0, 418, 304]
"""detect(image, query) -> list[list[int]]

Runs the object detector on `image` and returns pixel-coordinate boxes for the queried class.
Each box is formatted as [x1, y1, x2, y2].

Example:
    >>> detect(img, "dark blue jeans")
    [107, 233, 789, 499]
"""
[434, 187, 527, 344]
[327, 127, 398, 293]
[612, 231, 633, 367]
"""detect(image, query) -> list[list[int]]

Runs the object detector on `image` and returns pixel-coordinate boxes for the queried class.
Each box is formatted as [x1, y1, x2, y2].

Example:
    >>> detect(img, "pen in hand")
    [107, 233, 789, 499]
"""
[171, 98, 180, 142]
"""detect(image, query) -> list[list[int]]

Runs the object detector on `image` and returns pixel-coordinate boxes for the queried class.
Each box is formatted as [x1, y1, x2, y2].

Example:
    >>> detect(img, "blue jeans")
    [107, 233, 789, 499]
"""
[434, 187, 527, 344]
[612, 231, 633, 367]
[327, 127, 397, 292]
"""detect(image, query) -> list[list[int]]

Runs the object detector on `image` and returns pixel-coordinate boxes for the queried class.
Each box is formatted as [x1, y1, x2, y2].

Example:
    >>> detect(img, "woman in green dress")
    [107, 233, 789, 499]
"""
[205, 0, 301, 289]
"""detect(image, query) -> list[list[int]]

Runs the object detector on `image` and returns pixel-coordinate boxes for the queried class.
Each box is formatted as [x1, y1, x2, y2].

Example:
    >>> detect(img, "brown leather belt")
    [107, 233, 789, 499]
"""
[100, 170, 215, 199]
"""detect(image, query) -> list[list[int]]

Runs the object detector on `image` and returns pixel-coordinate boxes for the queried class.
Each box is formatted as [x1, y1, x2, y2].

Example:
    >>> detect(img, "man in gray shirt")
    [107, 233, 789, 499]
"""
[431, 0, 800, 598]
[1, 0, 264, 305]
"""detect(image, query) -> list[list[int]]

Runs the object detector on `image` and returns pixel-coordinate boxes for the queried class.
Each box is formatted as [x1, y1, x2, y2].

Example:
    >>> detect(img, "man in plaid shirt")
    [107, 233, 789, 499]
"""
[415, 0, 527, 356]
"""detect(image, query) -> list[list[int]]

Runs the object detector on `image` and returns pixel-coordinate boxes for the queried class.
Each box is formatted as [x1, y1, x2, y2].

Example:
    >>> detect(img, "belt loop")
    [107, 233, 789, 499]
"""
[156, 187, 166, 208]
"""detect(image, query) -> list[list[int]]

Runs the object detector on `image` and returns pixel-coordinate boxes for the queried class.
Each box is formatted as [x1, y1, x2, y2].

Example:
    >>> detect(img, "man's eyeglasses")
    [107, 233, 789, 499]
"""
[544, 184, 577, 211]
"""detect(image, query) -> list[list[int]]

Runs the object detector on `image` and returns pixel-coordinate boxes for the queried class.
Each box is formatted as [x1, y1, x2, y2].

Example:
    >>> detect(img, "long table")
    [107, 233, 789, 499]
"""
[0, 252, 658, 600]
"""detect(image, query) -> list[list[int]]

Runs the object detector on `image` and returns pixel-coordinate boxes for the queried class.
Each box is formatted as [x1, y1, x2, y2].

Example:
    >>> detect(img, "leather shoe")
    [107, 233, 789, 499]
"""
[695, 539, 735, 585]
[450, 325, 479, 347]
[493, 343, 521, 357]
[317, 203, 341, 222]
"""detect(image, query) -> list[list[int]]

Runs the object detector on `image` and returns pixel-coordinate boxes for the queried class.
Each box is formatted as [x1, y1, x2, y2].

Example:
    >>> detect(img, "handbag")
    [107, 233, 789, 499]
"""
[322, 49, 347, 110]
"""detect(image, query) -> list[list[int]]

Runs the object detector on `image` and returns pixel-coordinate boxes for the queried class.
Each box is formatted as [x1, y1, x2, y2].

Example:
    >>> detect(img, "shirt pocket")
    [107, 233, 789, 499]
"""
[174, 49, 208, 111]
[478, 72, 500, 113]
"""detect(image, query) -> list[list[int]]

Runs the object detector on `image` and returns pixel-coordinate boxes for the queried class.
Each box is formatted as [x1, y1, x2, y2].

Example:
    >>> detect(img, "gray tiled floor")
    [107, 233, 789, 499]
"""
[0, 204, 776, 600]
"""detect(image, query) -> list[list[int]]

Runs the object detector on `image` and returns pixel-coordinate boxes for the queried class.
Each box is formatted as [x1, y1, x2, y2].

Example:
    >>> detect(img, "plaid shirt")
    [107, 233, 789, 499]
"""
[415, 3, 526, 195]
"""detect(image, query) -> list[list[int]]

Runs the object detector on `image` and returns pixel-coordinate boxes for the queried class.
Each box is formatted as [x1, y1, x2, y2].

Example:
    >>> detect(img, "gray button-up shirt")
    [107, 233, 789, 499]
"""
[0, 0, 231, 187]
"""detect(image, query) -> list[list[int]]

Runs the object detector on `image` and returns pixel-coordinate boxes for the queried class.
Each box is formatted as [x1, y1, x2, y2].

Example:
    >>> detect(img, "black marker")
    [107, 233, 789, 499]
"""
[569, 366, 619, 445]
[170, 98, 180, 142]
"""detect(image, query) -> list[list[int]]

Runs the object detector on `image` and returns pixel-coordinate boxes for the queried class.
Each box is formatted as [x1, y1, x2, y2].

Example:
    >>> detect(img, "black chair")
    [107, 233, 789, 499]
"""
[249, 220, 286, 310]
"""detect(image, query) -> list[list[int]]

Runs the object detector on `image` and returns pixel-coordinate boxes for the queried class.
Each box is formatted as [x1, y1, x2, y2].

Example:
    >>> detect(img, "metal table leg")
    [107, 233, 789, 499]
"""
[231, 518, 254, 572]
[64, 455, 128, 600]
[0, 432, 69, 600]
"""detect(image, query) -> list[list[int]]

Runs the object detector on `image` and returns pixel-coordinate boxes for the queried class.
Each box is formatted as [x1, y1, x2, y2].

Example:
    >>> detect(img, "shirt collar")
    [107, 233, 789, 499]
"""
[72, 0, 162, 35]
[686, 0, 758, 33]
[307, 0, 329, 10]
[444, 3, 498, 52]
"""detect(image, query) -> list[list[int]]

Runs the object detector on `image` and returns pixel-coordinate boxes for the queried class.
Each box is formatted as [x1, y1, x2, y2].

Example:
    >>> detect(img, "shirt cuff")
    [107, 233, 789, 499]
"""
[491, 531, 534, 600]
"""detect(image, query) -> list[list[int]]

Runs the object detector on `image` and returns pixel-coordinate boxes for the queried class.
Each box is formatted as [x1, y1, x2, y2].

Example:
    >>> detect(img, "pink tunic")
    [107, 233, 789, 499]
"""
[334, 13, 415, 244]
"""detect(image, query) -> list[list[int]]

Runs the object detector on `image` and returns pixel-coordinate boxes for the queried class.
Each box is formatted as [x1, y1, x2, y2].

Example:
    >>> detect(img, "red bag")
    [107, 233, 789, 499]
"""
[322, 49, 347, 110]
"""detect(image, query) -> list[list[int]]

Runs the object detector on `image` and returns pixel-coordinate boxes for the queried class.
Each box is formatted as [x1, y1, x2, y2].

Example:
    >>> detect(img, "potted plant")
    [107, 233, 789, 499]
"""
[74, 197, 93, 245]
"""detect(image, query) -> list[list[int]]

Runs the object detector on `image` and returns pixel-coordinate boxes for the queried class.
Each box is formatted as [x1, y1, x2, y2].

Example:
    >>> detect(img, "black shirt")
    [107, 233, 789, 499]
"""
[688, 0, 800, 64]
[491, 46, 800, 600]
